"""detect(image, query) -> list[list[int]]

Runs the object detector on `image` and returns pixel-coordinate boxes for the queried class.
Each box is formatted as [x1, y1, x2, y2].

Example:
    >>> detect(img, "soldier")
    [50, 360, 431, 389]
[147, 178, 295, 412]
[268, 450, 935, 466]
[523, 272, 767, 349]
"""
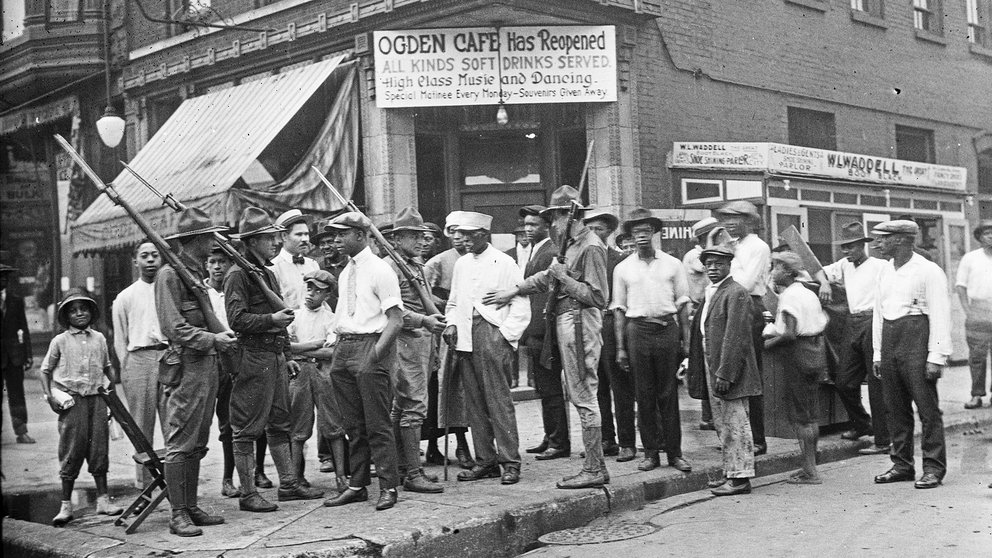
[445, 211, 530, 485]
[384, 207, 446, 494]
[488, 186, 610, 489]
[226, 207, 324, 513]
[871, 220, 952, 489]
[322, 212, 405, 511]
[155, 208, 233, 536]
[613, 208, 692, 473]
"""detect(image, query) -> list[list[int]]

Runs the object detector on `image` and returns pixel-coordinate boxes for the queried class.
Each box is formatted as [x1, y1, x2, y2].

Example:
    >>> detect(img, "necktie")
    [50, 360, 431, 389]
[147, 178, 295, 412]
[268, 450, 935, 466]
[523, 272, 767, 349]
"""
[346, 261, 357, 316]
[292, 254, 305, 265]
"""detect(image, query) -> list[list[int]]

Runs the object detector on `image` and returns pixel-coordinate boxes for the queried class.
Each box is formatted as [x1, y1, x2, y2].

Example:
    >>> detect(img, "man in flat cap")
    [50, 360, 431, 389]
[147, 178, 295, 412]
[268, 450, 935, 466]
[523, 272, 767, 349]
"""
[226, 207, 323, 514]
[821, 222, 890, 454]
[156, 207, 236, 535]
[956, 220, 992, 409]
[270, 209, 319, 310]
[322, 211, 404, 511]
[870, 220, 952, 489]
[715, 200, 769, 455]
[445, 211, 530, 485]
[487, 186, 610, 489]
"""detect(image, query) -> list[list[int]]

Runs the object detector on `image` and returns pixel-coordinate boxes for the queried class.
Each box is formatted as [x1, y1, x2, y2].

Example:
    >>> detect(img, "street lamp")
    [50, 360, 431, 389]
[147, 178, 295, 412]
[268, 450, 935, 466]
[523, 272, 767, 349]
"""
[96, 0, 124, 148]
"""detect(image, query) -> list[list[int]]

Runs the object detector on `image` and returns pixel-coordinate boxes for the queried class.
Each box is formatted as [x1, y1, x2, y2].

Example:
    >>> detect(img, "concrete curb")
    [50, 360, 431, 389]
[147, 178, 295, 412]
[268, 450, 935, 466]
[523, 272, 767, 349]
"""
[5, 415, 988, 558]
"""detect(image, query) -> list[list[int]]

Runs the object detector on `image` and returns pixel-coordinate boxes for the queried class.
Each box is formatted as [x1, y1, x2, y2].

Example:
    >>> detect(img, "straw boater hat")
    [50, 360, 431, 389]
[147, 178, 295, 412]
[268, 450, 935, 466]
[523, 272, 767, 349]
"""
[622, 207, 664, 235]
[275, 209, 309, 230]
[391, 207, 429, 234]
[325, 211, 372, 231]
[833, 222, 873, 245]
[539, 185, 592, 219]
[870, 220, 920, 238]
[230, 207, 284, 240]
[973, 219, 992, 241]
[584, 209, 620, 231]
[715, 200, 760, 219]
[699, 226, 735, 262]
[56, 288, 99, 329]
[163, 207, 228, 241]
[690, 217, 719, 240]
[453, 211, 493, 232]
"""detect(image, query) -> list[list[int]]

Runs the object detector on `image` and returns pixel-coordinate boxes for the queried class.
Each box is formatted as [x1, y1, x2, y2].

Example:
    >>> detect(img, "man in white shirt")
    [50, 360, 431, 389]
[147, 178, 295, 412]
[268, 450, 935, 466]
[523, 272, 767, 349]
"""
[269, 209, 320, 310]
[112, 239, 168, 488]
[322, 212, 405, 511]
[715, 201, 769, 455]
[822, 222, 891, 454]
[204, 245, 239, 498]
[612, 208, 692, 474]
[957, 220, 992, 409]
[444, 212, 530, 485]
[870, 220, 952, 490]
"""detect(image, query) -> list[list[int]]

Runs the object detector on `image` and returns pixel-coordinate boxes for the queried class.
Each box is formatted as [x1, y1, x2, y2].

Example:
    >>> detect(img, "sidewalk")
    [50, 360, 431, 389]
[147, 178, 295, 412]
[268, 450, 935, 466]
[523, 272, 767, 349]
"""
[3, 365, 990, 558]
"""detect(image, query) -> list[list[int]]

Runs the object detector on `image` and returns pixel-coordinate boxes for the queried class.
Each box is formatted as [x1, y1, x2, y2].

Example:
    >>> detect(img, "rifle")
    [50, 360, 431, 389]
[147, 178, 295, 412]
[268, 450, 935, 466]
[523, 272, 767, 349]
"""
[121, 162, 288, 312]
[543, 140, 595, 369]
[54, 134, 228, 336]
[310, 166, 440, 315]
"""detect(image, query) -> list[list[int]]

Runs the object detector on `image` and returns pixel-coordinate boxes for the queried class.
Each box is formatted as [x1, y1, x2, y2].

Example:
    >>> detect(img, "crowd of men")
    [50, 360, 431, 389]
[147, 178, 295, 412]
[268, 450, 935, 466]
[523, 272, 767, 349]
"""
[20, 186, 991, 535]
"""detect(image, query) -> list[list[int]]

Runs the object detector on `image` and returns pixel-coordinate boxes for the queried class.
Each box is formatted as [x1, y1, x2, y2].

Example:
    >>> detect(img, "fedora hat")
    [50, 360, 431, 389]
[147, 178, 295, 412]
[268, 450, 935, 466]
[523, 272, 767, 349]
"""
[622, 207, 664, 235]
[584, 209, 620, 231]
[833, 222, 872, 245]
[230, 207, 284, 240]
[973, 219, 992, 241]
[57, 288, 99, 329]
[539, 185, 592, 218]
[163, 207, 228, 240]
[392, 207, 429, 234]
[700, 226, 736, 262]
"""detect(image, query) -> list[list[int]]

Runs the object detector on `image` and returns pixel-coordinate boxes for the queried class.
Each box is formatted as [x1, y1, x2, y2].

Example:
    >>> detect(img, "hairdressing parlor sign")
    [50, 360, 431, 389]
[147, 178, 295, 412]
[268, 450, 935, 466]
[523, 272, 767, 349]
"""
[373, 26, 617, 108]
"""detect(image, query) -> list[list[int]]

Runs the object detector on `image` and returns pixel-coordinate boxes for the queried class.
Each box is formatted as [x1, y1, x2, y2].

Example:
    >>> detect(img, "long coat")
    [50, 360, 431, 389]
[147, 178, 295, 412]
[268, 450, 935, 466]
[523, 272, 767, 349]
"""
[521, 238, 558, 349]
[1, 291, 32, 369]
[687, 278, 762, 401]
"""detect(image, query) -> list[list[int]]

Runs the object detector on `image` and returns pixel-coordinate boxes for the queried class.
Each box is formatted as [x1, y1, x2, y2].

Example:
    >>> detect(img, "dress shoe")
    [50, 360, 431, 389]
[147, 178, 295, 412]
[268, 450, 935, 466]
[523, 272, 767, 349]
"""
[319, 459, 335, 473]
[698, 421, 716, 431]
[914, 472, 942, 489]
[169, 509, 203, 537]
[525, 440, 549, 454]
[254, 471, 274, 489]
[457, 464, 501, 481]
[637, 454, 660, 472]
[707, 477, 727, 489]
[535, 447, 570, 460]
[668, 456, 692, 472]
[239, 492, 278, 512]
[711, 480, 751, 496]
[603, 441, 621, 457]
[404, 471, 444, 493]
[841, 429, 871, 441]
[964, 396, 983, 409]
[335, 476, 349, 494]
[221, 479, 240, 498]
[858, 445, 890, 455]
[323, 487, 368, 507]
[375, 488, 398, 510]
[188, 506, 225, 526]
[874, 468, 915, 484]
[556, 469, 607, 489]
[278, 483, 324, 501]
[616, 447, 637, 462]
[455, 446, 477, 469]
[501, 467, 520, 485]
[16, 433, 36, 444]
[753, 443, 767, 456]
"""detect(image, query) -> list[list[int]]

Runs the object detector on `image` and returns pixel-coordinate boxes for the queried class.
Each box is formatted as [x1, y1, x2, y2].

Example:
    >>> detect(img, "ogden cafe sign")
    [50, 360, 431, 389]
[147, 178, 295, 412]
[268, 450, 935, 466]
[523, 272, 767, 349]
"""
[372, 26, 617, 108]
[671, 142, 968, 191]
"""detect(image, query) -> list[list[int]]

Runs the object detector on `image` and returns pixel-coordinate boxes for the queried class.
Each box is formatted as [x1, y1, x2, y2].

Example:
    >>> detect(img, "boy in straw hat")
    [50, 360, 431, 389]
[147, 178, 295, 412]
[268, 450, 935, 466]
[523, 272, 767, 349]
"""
[956, 219, 992, 410]
[156, 207, 234, 535]
[40, 289, 124, 526]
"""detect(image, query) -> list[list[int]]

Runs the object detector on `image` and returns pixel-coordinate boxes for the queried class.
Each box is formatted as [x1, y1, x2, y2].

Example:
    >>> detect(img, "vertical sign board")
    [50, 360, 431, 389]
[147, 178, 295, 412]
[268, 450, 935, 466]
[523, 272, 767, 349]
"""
[373, 26, 617, 108]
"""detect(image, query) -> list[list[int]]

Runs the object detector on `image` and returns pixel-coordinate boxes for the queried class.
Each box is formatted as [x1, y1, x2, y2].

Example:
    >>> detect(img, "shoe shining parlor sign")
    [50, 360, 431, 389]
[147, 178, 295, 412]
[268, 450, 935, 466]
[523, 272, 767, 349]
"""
[373, 26, 617, 108]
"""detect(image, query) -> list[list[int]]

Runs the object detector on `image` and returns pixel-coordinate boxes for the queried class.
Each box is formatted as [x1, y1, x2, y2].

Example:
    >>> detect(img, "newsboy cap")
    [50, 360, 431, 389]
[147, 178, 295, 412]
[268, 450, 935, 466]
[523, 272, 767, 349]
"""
[326, 211, 372, 231]
[871, 220, 919, 237]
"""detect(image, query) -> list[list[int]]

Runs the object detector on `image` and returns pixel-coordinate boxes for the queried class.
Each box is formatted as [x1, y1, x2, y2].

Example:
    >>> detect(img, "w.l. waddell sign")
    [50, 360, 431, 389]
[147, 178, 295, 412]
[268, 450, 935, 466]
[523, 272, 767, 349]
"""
[373, 26, 617, 108]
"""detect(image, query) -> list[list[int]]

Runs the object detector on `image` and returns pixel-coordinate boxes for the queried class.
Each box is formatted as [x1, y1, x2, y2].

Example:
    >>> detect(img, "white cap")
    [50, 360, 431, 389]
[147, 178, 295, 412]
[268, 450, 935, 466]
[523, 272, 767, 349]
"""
[453, 211, 493, 232]
[444, 210, 467, 237]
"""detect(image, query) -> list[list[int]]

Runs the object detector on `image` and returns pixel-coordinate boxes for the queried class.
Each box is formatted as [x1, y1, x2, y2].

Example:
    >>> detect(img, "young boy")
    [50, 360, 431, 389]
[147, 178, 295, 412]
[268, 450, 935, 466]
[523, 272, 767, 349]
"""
[40, 289, 123, 526]
[764, 251, 829, 484]
[287, 270, 346, 492]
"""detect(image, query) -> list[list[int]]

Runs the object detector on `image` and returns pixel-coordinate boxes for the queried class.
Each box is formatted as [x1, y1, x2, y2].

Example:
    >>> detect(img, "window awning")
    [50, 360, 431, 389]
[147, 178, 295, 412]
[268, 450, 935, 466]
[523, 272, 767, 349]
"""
[71, 54, 358, 254]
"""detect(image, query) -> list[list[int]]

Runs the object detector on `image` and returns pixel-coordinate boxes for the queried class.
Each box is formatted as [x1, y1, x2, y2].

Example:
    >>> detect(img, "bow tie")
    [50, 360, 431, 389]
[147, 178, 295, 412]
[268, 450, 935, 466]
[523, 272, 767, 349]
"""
[292, 255, 305, 265]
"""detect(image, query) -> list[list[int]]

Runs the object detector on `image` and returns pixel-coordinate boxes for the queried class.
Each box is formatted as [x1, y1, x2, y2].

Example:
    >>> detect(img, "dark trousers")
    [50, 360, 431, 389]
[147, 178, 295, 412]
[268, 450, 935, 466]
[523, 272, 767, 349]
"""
[530, 345, 569, 451]
[598, 315, 636, 448]
[230, 349, 290, 446]
[966, 309, 992, 397]
[2, 363, 28, 435]
[58, 394, 109, 480]
[627, 320, 682, 458]
[329, 335, 399, 490]
[164, 353, 218, 463]
[835, 314, 890, 445]
[749, 296, 767, 446]
[216, 364, 233, 443]
[881, 315, 946, 478]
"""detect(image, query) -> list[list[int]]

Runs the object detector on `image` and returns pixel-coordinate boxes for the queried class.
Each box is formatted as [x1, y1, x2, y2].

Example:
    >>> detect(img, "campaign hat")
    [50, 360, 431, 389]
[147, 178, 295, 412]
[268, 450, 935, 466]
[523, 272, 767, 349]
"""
[392, 207, 429, 234]
[163, 207, 228, 240]
[539, 185, 592, 218]
[833, 222, 873, 245]
[230, 207, 285, 239]
[622, 207, 664, 235]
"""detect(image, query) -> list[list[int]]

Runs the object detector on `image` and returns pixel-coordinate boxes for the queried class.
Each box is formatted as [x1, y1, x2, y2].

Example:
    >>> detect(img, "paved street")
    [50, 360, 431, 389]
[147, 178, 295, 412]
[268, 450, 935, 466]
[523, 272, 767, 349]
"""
[521, 426, 992, 558]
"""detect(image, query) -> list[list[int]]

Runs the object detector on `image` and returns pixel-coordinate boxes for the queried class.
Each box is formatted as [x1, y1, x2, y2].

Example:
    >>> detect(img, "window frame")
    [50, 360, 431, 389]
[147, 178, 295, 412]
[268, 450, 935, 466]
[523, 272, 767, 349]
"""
[913, 0, 943, 35]
[894, 125, 936, 164]
[850, 0, 884, 18]
[787, 106, 838, 151]
[967, 0, 989, 46]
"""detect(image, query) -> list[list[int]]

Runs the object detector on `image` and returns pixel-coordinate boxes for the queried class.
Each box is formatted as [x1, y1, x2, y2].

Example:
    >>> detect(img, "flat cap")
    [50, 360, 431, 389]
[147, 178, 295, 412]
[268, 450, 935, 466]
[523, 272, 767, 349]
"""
[326, 211, 372, 231]
[871, 220, 919, 237]
[303, 269, 335, 290]
[715, 200, 760, 218]
[518, 205, 546, 218]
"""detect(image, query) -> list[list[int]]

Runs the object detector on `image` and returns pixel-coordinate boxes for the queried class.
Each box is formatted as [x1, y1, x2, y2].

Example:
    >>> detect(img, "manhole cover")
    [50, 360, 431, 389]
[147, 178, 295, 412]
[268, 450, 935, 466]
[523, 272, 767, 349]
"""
[538, 523, 657, 545]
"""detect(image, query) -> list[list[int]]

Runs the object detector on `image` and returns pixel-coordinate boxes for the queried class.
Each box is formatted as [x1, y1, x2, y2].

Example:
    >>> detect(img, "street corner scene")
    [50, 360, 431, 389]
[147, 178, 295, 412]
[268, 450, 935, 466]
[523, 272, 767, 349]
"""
[2, 0, 992, 557]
